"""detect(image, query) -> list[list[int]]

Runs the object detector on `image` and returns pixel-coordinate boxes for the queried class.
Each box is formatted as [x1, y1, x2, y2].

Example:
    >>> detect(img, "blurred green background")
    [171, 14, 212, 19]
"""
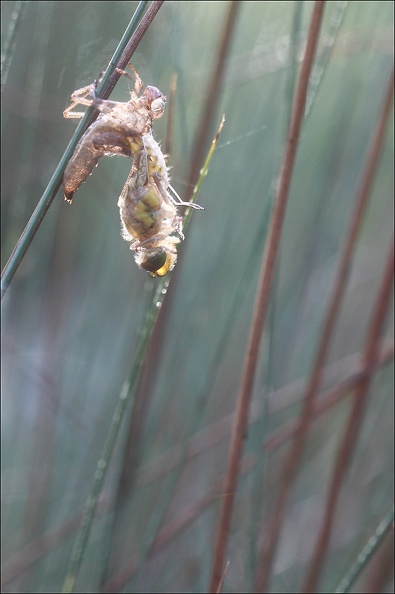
[1, 1, 393, 592]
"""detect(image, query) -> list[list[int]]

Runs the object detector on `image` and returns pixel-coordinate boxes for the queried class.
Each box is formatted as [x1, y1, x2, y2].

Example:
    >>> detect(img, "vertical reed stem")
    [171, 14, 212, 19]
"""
[255, 66, 394, 592]
[208, 3, 326, 591]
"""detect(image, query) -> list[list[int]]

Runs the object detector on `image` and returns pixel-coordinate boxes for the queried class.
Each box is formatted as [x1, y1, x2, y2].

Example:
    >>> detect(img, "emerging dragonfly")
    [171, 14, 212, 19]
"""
[118, 132, 202, 277]
[63, 65, 202, 276]
[63, 64, 166, 202]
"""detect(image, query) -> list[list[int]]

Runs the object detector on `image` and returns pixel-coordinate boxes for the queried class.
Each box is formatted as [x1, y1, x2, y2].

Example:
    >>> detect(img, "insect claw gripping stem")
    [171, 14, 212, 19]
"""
[62, 66, 203, 276]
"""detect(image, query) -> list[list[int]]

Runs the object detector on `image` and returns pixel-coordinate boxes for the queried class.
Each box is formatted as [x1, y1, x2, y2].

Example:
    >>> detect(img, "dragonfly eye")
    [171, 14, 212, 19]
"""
[139, 249, 167, 274]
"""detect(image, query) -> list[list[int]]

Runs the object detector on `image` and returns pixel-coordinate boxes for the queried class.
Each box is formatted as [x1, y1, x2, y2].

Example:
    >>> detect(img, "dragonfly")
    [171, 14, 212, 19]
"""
[118, 132, 203, 277]
[63, 65, 203, 277]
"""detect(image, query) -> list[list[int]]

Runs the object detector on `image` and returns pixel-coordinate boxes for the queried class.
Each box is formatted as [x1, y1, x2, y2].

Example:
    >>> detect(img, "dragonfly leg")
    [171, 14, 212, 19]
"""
[167, 183, 204, 210]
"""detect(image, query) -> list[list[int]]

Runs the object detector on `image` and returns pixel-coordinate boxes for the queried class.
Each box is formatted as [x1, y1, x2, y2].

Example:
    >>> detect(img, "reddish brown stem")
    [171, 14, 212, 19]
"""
[255, 65, 394, 592]
[264, 340, 394, 451]
[208, 2, 326, 591]
[4, 340, 392, 592]
[186, 0, 240, 196]
[303, 234, 394, 592]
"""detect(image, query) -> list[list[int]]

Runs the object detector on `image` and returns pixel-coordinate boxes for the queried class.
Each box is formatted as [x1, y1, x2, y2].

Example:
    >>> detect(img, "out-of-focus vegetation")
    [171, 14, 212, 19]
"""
[1, 2, 393, 592]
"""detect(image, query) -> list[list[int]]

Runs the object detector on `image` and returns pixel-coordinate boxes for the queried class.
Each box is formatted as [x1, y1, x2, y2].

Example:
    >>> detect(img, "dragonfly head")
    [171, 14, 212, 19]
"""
[136, 248, 176, 277]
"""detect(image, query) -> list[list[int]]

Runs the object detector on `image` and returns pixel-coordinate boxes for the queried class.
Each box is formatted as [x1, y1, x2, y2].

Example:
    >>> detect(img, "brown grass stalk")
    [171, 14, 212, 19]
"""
[303, 234, 394, 592]
[103, 1, 165, 98]
[103, 336, 395, 592]
[186, 0, 240, 194]
[133, 339, 393, 488]
[98, 6, 241, 587]
[4, 339, 393, 591]
[255, 65, 394, 592]
[0, 1, 164, 299]
[264, 340, 394, 452]
[100, 5, 240, 587]
[208, 2, 326, 591]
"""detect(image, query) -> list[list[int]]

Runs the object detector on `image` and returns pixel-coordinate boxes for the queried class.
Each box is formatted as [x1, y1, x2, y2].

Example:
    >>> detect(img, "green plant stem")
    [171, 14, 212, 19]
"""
[61, 277, 166, 593]
[334, 506, 394, 593]
[0, 0, 151, 301]
[62, 116, 224, 594]
[183, 115, 225, 229]
[1, 0, 28, 91]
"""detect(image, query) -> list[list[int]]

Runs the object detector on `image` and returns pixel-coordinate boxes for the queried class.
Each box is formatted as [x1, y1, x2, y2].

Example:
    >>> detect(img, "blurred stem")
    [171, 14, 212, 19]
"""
[0, 0, 164, 300]
[183, 115, 225, 229]
[3, 341, 391, 590]
[303, 234, 394, 592]
[128, 119, 225, 592]
[136, 339, 394, 487]
[304, 0, 349, 123]
[256, 65, 394, 593]
[334, 506, 394, 594]
[102, 329, 393, 592]
[61, 279, 165, 594]
[246, 1, 305, 587]
[285, 0, 304, 130]
[65, 119, 224, 594]
[1, 0, 28, 91]
[209, 3, 326, 592]
[186, 0, 240, 194]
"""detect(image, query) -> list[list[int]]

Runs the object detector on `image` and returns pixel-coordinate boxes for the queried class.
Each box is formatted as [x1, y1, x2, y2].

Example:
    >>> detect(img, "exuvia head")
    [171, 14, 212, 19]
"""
[143, 86, 166, 119]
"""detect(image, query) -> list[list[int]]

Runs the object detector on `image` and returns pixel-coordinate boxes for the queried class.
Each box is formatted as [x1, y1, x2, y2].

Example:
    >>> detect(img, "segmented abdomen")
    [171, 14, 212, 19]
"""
[63, 118, 136, 202]
[118, 134, 174, 239]
[119, 177, 177, 240]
